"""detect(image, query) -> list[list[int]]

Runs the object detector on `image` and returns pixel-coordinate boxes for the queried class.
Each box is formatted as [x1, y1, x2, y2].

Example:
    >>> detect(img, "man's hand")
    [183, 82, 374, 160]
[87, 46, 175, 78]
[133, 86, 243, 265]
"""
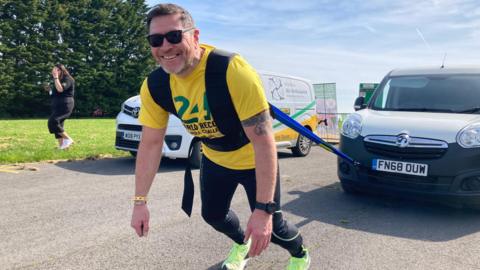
[244, 209, 273, 257]
[131, 204, 150, 237]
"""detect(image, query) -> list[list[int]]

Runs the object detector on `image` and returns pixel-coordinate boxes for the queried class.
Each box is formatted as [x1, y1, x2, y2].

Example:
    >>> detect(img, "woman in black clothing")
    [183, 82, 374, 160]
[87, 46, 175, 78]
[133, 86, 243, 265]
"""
[47, 64, 75, 149]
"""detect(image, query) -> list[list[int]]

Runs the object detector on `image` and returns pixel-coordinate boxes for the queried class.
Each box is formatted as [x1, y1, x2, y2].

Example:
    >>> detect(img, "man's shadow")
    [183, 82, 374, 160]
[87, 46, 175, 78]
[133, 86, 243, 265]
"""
[54, 156, 188, 176]
[282, 182, 480, 242]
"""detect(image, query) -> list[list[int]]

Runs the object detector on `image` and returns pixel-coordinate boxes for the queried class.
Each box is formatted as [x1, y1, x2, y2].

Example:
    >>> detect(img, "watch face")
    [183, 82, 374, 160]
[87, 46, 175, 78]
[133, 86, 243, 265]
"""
[255, 201, 277, 214]
[266, 202, 277, 214]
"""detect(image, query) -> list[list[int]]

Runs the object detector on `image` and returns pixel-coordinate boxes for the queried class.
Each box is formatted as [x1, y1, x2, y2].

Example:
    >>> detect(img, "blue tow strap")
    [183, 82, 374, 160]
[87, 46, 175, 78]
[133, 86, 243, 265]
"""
[270, 104, 358, 166]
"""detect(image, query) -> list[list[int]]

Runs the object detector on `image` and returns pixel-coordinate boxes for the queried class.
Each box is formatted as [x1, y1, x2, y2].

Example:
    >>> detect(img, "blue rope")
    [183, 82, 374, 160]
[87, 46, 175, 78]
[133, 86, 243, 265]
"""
[270, 104, 356, 165]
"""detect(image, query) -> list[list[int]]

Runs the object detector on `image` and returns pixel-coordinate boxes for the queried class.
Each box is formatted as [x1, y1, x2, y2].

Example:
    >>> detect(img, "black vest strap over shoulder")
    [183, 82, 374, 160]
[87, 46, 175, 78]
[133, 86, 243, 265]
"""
[202, 49, 250, 151]
[146, 49, 250, 152]
[147, 67, 178, 117]
[146, 49, 253, 217]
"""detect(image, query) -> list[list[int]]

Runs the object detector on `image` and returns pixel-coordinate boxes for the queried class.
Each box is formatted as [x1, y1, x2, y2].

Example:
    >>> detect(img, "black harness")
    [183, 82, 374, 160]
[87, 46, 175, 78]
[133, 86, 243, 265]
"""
[146, 49, 253, 216]
[147, 49, 250, 152]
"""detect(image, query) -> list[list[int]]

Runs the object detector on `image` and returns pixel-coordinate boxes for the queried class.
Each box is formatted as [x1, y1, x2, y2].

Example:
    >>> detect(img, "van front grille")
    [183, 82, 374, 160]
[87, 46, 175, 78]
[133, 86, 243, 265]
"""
[364, 135, 448, 159]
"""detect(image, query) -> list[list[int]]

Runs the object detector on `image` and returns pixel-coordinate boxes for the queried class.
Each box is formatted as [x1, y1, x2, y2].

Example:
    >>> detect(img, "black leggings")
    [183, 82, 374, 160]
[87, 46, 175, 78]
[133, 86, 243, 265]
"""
[48, 98, 74, 139]
[200, 155, 303, 256]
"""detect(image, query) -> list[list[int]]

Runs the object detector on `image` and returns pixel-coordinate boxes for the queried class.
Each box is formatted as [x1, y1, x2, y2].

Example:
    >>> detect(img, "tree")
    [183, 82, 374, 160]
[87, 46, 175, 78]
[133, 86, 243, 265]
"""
[0, 0, 54, 117]
[0, 0, 155, 118]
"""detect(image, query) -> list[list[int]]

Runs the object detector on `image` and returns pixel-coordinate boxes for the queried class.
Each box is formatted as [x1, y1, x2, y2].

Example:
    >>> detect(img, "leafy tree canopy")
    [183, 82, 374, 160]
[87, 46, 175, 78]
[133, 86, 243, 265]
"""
[0, 0, 155, 118]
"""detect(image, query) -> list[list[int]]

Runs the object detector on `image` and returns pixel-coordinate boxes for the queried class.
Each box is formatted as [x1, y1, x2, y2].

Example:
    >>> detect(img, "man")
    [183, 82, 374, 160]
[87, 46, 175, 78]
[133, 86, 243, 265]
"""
[130, 3, 310, 270]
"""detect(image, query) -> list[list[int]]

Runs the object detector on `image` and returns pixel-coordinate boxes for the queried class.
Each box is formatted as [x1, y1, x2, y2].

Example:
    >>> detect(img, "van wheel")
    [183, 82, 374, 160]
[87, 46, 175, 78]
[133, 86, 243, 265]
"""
[340, 182, 359, 195]
[188, 141, 202, 169]
[129, 151, 137, 157]
[291, 134, 312, 157]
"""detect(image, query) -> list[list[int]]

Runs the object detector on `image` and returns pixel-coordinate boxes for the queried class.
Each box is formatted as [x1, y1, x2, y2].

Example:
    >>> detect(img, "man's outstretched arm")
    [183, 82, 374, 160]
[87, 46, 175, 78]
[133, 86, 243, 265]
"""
[131, 126, 166, 237]
[241, 110, 277, 257]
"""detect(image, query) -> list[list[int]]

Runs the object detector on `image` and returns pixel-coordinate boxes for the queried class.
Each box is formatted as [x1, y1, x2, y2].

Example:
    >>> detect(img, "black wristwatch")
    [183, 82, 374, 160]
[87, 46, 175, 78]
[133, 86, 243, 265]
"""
[255, 201, 278, 214]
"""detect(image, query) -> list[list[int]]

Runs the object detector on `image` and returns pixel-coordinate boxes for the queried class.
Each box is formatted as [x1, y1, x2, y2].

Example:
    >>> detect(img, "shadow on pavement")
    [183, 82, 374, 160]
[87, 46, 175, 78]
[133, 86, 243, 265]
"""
[54, 156, 189, 176]
[282, 183, 480, 242]
[206, 262, 223, 270]
[54, 151, 297, 176]
[277, 150, 296, 159]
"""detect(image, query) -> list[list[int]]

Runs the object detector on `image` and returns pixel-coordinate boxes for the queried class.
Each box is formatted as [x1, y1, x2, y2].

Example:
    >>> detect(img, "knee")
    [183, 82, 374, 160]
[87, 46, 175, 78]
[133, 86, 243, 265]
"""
[272, 213, 299, 241]
[201, 211, 225, 227]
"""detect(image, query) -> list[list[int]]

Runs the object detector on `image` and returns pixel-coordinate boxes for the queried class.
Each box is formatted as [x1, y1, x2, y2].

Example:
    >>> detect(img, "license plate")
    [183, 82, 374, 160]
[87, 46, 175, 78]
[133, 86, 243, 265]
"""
[123, 131, 141, 141]
[372, 159, 428, 176]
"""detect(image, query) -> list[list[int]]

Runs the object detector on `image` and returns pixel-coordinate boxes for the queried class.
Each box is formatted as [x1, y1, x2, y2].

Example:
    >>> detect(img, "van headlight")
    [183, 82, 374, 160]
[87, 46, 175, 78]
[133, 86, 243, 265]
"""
[457, 123, 480, 148]
[341, 114, 362, 139]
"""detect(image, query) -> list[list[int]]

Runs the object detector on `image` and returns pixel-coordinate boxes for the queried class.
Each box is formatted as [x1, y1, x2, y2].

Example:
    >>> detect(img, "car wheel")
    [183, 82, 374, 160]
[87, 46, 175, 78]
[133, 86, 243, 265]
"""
[129, 151, 137, 157]
[291, 134, 312, 157]
[188, 141, 202, 169]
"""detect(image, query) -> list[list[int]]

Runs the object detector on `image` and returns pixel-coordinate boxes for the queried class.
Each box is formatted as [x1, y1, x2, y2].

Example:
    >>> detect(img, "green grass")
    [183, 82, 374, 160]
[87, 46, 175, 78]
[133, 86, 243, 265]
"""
[0, 119, 129, 164]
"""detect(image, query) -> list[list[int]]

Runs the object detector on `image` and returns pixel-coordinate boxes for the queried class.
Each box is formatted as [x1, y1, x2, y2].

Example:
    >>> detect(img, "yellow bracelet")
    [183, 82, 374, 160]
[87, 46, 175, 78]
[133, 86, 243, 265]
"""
[133, 196, 147, 201]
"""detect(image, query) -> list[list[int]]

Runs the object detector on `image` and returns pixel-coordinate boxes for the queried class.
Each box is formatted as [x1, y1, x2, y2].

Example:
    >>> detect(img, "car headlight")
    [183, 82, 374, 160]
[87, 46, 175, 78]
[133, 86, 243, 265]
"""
[457, 123, 480, 148]
[341, 113, 362, 139]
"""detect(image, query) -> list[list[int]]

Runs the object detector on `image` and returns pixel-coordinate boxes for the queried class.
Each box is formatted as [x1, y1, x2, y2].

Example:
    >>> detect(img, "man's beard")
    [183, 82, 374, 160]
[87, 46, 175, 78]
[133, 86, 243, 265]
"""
[161, 57, 194, 75]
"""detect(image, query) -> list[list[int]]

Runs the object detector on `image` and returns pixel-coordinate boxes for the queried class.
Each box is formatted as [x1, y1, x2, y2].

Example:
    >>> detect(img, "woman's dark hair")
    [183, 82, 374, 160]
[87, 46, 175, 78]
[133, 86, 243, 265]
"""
[56, 64, 74, 81]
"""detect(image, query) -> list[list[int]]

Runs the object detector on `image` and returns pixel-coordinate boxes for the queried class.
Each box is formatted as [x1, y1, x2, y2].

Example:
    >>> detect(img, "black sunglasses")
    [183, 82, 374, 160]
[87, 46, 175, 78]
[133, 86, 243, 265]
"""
[147, 27, 194, 47]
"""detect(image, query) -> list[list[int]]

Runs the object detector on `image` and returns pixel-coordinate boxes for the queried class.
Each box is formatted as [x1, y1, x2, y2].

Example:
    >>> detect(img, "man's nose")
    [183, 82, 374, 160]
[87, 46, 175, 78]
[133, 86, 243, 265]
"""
[160, 38, 175, 49]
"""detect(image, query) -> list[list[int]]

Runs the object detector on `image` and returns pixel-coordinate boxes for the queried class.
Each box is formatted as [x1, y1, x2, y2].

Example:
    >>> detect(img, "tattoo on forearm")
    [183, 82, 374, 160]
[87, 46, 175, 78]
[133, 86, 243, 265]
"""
[241, 111, 270, 136]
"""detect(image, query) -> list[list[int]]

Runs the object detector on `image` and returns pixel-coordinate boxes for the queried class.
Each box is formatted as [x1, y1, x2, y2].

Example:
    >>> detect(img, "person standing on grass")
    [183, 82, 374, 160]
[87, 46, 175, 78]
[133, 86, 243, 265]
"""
[130, 3, 310, 270]
[47, 64, 75, 150]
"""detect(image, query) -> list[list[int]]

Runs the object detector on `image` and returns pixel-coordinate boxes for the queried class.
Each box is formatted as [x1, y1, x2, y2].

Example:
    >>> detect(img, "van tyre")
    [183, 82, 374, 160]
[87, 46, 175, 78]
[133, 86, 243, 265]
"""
[188, 141, 202, 169]
[340, 181, 359, 195]
[291, 134, 312, 157]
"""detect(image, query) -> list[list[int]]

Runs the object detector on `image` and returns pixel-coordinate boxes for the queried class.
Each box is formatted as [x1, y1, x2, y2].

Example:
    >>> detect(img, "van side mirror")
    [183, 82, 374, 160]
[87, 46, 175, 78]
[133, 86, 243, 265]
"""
[354, 96, 366, 111]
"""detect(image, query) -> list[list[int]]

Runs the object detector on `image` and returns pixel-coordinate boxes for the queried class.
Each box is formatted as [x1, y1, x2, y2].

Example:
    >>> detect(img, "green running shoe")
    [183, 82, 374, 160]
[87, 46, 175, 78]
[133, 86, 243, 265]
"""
[221, 239, 251, 270]
[287, 247, 310, 270]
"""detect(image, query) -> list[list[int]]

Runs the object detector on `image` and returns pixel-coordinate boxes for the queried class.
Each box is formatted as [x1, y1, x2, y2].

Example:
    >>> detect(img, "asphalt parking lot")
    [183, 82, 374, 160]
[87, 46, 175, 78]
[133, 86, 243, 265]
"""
[1, 146, 480, 270]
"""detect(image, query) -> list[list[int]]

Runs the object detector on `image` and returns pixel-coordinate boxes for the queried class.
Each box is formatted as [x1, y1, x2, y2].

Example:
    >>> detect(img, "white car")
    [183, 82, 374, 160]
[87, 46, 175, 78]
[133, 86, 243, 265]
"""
[115, 71, 318, 168]
[115, 95, 202, 168]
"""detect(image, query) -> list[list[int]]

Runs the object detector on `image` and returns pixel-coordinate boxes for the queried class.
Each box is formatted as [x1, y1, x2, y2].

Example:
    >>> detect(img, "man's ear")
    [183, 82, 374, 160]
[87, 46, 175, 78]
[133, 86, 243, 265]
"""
[193, 28, 200, 43]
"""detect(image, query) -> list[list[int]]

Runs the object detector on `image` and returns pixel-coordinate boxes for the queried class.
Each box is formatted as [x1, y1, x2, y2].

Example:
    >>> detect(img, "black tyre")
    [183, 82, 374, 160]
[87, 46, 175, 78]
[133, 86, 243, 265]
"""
[291, 134, 312, 157]
[188, 141, 202, 169]
[129, 151, 137, 157]
[340, 181, 359, 195]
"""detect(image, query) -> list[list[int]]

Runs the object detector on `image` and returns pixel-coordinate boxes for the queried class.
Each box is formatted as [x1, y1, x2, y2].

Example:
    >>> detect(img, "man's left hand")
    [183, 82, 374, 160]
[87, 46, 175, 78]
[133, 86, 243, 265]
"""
[244, 209, 273, 257]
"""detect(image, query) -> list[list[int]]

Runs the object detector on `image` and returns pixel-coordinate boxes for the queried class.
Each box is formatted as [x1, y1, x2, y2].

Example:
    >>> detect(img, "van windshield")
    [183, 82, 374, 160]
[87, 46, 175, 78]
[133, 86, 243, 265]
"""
[371, 74, 480, 113]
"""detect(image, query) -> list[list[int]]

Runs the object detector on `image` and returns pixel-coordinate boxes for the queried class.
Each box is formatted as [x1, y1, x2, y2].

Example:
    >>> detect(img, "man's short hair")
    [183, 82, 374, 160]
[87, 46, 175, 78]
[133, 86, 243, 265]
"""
[147, 3, 195, 31]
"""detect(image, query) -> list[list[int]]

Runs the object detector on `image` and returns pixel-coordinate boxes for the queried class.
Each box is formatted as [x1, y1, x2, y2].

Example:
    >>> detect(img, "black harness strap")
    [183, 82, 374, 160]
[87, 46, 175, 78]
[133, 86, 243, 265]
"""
[202, 49, 250, 151]
[147, 49, 250, 152]
[147, 67, 178, 117]
[148, 68, 194, 216]
[145, 49, 252, 217]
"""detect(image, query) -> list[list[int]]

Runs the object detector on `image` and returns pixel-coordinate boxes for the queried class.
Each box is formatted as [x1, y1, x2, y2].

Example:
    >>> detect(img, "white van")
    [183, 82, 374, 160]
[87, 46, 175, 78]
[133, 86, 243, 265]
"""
[115, 71, 317, 168]
[338, 67, 480, 208]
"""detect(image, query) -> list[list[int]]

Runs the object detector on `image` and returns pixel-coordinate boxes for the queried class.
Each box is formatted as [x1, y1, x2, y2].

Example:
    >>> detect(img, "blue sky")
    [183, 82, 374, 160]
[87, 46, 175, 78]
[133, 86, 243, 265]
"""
[146, 0, 480, 112]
